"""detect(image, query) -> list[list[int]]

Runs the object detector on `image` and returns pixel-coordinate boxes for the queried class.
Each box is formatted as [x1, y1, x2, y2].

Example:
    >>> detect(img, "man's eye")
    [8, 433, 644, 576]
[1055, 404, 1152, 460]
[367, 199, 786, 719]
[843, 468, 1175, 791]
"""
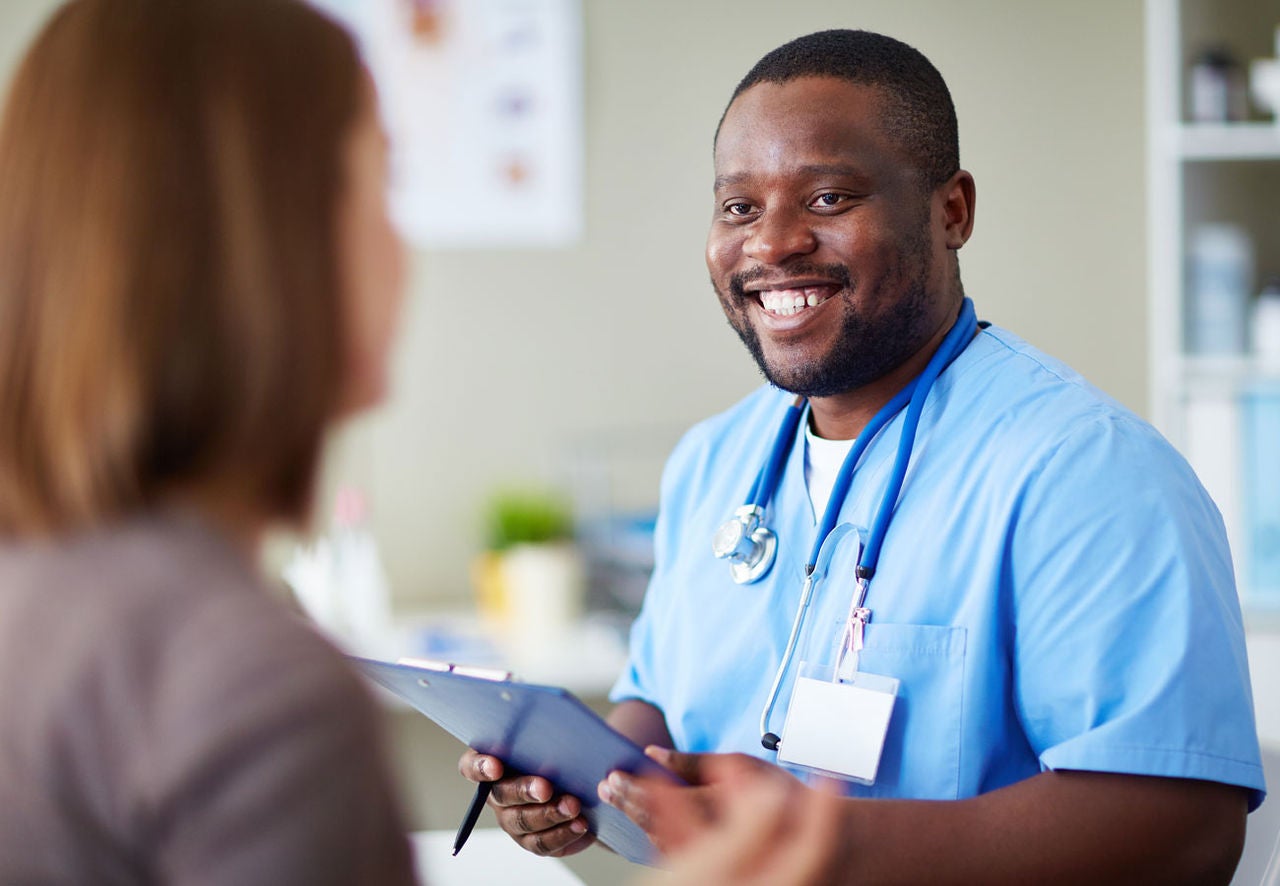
[812, 193, 846, 207]
[725, 202, 754, 216]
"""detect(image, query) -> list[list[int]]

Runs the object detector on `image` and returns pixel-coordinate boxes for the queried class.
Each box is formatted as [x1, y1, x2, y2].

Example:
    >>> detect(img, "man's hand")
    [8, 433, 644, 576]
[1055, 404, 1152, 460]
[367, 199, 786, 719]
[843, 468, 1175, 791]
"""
[597, 747, 810, 855]
[457, 749, 595, 857]
[602, 748, 846, 884]
[635, 757, 845, 886]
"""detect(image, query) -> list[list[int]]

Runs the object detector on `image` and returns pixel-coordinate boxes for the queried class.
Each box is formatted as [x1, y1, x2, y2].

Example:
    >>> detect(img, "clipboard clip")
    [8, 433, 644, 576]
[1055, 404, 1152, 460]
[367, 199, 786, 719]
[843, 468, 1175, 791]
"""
[397, 656, 514, 683]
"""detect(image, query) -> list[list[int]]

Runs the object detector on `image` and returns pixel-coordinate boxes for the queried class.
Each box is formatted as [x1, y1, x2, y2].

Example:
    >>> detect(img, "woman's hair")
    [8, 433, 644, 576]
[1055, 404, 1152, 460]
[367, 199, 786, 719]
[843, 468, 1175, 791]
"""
[0, 0, 364, 534]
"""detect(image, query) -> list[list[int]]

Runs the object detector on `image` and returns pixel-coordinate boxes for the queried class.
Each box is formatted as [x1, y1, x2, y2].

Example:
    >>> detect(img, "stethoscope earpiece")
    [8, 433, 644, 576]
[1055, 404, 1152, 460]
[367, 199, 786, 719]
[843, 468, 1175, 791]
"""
[712, 505, 778, 584]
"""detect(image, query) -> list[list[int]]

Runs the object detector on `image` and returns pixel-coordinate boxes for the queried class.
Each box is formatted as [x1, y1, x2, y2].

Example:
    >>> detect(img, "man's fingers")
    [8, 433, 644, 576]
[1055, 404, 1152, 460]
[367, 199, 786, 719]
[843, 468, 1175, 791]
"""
[458, 749, 596, 857]
[492, 793, 581, 834]
[459, 750, 503, 782]
[515, 821, 596, 858]
[645, 746, 705, 783]
[545, 829, 598, 858]
[599, 771, 655, 833]
[645, 747, 773, 787]
[488, 774, 555, 807]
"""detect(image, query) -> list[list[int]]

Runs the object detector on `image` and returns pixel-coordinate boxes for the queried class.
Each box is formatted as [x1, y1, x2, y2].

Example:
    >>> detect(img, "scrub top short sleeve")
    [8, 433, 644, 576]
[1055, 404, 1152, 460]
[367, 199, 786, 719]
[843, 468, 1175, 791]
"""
[1007, 413, 1264, 809]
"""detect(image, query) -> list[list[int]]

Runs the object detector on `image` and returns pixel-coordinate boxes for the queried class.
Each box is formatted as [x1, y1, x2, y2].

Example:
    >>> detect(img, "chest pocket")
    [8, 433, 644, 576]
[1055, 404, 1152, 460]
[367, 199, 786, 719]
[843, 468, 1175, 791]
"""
[843, 622, 967, 800]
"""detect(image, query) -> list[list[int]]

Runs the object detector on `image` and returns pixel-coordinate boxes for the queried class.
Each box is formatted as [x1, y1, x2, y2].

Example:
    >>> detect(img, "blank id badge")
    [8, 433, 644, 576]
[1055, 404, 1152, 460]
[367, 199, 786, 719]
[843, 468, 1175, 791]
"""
[776, 660, 899, 785]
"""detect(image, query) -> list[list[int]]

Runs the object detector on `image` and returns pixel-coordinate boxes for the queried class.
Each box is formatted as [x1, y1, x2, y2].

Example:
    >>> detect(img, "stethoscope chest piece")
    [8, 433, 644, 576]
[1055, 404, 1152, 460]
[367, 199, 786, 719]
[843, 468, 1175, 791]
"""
[712, 504, 778, 584]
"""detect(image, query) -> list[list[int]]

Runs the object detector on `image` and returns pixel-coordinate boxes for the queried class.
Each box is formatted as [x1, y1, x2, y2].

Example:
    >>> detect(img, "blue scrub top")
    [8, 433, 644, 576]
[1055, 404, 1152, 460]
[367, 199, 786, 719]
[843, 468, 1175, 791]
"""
[612, 323, 1267, 809]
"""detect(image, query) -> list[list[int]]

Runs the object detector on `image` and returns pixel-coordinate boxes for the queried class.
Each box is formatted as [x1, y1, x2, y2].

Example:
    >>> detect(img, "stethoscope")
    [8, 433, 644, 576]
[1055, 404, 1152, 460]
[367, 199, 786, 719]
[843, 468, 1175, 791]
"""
[709, 298, 979, 751]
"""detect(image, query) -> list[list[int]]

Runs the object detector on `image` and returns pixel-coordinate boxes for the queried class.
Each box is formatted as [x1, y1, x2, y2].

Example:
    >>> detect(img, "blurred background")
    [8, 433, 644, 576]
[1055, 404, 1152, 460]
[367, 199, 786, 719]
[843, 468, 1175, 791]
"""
[0, 0, 1151, 604]
[2, 1, 1278, 882]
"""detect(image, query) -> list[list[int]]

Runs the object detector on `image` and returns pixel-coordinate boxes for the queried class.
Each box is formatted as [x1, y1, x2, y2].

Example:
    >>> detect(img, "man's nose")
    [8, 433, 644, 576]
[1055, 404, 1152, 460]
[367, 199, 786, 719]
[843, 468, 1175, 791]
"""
[742, 207, 817, 265]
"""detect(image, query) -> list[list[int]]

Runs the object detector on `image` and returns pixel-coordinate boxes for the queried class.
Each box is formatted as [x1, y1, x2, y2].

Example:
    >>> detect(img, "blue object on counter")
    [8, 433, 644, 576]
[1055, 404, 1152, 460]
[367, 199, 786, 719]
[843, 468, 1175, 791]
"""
[411, 621, 503, 667]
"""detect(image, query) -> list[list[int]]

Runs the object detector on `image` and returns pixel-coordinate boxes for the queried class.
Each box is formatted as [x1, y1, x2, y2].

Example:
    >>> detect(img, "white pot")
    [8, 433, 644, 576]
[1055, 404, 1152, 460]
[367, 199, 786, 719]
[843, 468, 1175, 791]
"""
[500, 542, 585, 669]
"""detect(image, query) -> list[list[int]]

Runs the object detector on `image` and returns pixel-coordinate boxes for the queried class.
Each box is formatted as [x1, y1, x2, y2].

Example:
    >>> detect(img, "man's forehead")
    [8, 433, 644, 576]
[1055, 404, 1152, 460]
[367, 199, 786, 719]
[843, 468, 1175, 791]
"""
[714, 78, 895, 174]
[714, 163, 868, 191]
[720, 77, 888, 131]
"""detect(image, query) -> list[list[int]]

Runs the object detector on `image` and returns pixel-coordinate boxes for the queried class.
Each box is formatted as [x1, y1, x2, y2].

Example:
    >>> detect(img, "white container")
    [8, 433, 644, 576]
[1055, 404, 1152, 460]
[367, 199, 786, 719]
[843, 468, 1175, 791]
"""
[1187, 223, 1253, 355]
[1249, 27, 1280, 122]
[1190, 49, 1247, 122]
[281, 486, 395, 658]
[501, 542, 586, 671]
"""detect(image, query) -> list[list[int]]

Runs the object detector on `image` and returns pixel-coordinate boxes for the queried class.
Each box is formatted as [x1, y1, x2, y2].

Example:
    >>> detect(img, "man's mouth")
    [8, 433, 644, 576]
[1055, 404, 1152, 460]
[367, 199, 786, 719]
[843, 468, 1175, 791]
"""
[755, 285, 840, 317]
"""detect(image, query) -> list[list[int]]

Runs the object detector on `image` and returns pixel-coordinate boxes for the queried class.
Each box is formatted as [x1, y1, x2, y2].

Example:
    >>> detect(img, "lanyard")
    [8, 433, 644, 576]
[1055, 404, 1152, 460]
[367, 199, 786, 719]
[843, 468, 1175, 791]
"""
[747, 297, 978, 575]
[833, 298, 978, 677]
[755, 298, 978, 749]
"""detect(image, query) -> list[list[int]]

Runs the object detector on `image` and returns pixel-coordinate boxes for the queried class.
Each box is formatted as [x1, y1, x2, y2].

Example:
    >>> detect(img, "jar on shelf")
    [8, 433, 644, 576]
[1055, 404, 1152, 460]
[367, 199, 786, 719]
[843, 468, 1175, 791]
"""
[1189, 46, 1248, 123]
[1187, 223, 1253, 355]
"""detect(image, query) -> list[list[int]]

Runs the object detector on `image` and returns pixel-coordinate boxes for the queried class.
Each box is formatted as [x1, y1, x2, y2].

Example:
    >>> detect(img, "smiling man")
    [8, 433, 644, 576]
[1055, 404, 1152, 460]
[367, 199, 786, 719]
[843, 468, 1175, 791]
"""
[462, 30, 1266, 881]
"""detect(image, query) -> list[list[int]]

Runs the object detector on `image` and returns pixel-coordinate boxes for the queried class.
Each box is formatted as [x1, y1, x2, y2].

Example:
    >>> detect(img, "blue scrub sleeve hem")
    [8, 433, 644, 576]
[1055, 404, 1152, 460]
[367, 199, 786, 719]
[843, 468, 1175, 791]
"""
[606, 687, 662, 710]
[1040, 742, 1267, 812]
[607, 667, 659, 711]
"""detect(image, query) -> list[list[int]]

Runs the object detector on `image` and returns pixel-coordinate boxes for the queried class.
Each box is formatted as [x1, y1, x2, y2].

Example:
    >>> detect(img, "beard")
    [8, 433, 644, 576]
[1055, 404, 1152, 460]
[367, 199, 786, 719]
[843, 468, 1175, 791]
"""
[715, 238, 937, 398]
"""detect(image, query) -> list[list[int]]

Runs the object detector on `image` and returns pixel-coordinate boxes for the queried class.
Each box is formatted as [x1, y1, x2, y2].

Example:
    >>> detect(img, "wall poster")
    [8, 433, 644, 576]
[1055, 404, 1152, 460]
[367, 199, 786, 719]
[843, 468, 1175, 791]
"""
[311, 0, 583, 248]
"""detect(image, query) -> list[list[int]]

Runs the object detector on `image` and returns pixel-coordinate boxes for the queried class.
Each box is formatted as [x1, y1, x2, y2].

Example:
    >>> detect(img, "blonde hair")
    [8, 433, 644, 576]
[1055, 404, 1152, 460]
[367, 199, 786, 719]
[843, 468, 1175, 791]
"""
[0, 0, 363, 534]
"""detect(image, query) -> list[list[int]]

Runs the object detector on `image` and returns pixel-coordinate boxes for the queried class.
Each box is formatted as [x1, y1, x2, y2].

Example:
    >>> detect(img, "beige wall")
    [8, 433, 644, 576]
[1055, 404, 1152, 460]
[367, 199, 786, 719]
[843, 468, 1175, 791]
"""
[0, 1, 1147, 602]
[0, 0, 52, 66]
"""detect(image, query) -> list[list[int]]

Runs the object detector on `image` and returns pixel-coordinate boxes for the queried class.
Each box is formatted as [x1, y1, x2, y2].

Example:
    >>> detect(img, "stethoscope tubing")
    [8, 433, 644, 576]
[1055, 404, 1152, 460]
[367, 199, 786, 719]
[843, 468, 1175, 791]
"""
[751, 298, 979, 749]
[856, 299, 977, 579]
[758, 522, 860, 747]
[748, 397, 805, 508]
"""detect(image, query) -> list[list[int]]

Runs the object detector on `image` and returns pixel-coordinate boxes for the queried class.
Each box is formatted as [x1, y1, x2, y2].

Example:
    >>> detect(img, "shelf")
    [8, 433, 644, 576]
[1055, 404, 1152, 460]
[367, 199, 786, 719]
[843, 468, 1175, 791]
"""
[1179, 355, 1280, 396]
[1172, 122, 1280, 161]
[1146, 0, 1280, 619]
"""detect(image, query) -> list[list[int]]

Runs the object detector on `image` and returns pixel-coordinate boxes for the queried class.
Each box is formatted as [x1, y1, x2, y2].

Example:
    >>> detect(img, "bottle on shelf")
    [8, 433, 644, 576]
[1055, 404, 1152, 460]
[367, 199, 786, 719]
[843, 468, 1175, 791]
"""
[282, 486, 395, 657]
[1186, 223, 1254, 356]
[1188, 46, 1248, 123]
[1253, 275, 1280, 365]
[329, 486, 395, 654]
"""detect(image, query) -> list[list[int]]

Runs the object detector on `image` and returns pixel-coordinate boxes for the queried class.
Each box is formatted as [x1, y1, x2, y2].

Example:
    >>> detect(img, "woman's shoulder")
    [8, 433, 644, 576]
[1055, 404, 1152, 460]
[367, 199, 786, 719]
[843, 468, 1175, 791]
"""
[0, 511, 408, 883]
[0, 511, 336, 672]
[0, 510, 374, 742]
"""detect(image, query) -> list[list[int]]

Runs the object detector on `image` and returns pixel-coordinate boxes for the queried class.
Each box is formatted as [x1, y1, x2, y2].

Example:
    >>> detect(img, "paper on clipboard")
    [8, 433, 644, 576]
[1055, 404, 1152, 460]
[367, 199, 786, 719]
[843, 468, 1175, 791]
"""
[350, 656, 679, 865]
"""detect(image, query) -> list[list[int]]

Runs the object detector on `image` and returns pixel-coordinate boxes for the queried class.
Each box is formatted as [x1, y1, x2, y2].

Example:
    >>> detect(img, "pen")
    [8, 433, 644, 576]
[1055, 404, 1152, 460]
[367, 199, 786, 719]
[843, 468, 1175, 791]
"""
[452, 780, 492, 856]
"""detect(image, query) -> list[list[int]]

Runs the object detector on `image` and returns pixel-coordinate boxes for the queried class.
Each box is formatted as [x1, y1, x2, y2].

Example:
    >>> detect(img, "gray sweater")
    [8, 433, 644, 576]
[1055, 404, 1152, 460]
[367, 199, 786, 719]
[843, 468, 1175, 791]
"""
[0, 511, 416, 885]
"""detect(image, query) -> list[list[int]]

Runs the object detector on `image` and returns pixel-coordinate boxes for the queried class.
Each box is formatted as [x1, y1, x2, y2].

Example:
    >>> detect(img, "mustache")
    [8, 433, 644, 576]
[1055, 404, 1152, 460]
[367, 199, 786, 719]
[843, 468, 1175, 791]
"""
[728, 262, 852, 300]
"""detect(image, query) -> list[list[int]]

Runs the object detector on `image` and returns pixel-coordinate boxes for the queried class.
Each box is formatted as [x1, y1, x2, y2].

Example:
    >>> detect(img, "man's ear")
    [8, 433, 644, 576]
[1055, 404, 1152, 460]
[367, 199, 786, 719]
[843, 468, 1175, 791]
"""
[938, 169, 975, 250]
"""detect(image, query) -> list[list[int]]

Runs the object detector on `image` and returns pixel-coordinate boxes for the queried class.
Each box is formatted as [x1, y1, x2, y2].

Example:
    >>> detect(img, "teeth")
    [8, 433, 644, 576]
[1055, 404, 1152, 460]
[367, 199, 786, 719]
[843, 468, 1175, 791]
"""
[758, 286, 835, 317]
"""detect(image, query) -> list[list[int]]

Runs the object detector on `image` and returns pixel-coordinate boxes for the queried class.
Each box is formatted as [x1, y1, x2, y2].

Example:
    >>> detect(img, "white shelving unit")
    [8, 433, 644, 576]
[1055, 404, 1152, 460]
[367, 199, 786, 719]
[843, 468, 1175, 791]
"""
[1146, 0, 1280, 612]
[1176, 121, 1280, 160]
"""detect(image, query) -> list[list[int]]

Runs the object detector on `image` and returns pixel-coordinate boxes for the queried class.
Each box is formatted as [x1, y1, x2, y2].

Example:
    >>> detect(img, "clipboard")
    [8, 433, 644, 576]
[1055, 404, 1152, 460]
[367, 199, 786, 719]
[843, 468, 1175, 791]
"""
[351, 656, 681, 865]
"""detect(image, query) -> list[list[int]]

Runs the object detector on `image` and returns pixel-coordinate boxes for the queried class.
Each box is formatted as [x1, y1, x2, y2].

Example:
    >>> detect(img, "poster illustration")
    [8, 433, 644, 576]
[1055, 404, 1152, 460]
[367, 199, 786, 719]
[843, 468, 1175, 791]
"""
[311, 0, 583, 248]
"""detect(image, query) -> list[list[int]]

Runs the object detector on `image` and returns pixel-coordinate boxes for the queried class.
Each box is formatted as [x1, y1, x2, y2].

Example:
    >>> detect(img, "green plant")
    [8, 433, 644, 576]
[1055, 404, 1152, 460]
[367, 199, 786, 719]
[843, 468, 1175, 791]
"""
[484, 488, 574, 550]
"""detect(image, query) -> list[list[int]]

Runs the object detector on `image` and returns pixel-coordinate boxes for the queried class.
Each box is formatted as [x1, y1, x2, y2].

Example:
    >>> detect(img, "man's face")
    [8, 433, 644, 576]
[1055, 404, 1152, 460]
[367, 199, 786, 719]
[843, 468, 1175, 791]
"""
[707, 77, 953, 398]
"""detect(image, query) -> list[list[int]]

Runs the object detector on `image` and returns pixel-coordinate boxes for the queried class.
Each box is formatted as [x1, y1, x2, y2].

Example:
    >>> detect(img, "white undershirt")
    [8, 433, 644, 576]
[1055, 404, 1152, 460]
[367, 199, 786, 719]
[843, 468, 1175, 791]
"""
[804, 421, 856, 522]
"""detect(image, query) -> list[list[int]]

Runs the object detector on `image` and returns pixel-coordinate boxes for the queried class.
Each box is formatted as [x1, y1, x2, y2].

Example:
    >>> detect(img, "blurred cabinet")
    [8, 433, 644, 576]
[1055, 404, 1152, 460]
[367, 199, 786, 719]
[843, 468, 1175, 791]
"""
[1145, 0, 1280, 611]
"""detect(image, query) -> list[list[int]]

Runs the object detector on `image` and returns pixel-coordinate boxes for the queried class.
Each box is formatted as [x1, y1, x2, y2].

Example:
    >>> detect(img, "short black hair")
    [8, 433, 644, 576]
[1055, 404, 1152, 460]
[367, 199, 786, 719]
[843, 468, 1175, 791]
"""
[718, 29, 960, 187]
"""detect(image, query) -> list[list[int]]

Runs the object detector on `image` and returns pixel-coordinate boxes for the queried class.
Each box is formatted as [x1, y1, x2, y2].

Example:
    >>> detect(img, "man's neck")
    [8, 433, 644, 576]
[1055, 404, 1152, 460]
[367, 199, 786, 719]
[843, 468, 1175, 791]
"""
[807, 305, 963, 441]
